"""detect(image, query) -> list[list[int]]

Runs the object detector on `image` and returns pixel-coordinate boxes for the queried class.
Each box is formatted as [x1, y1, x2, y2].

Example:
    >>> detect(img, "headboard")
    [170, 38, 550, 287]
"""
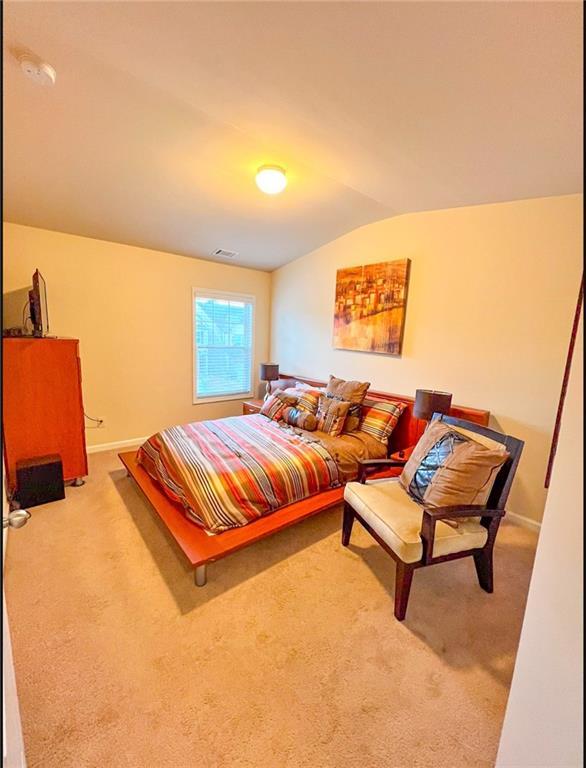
[272, 373, 490, 453]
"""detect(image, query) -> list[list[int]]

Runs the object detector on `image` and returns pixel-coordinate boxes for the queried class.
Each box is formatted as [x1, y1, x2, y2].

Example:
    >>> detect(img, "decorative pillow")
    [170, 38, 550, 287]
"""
[281, 387, 303, 399]
[281, 406, 318, 431]
[399, 420, 509, 512]
[316, 395, 351, 437]
[358, 400, 406, 445]
[269, 378, 298, 395]
[325, 375, 370, 432]
[296, 390, 321, 415]
[259, 391, 296, 421]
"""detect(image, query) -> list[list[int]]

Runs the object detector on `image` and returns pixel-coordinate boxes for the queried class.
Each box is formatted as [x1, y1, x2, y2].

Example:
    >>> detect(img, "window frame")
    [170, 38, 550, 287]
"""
[192, 287, 256, 405]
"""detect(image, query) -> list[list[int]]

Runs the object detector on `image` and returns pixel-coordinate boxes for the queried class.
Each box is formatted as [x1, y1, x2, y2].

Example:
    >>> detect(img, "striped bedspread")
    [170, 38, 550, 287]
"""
[137, 414, 341, 533]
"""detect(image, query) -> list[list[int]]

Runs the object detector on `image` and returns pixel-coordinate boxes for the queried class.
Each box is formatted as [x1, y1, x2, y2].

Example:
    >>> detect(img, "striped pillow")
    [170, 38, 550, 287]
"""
[358, 400, 406, 445]
[296, 390, 320, 415]
[260, 391, 295, 421]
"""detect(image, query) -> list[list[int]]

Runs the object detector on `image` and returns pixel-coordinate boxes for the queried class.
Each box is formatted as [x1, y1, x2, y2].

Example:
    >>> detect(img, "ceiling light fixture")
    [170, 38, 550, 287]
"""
[17, 52, 56, 87]
[255, 165, 287, 195]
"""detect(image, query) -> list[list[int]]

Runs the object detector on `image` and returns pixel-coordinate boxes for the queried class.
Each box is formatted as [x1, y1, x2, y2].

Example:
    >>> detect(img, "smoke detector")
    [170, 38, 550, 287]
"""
[211, 248, 238, 259]
[17, 53, 56, 86]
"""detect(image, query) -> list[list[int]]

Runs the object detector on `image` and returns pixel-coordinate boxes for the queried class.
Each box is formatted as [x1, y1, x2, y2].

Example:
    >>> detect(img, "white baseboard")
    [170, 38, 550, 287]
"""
[86, 437, 147, 454]
[506, 511, 542, 532]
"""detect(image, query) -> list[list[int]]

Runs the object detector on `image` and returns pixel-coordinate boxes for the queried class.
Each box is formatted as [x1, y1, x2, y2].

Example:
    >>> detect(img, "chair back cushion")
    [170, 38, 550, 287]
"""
[399, 420, 509, 510]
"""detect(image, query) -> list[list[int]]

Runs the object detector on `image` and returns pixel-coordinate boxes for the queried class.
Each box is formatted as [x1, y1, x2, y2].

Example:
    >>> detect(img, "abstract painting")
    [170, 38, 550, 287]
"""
[333, 259, 411, 355]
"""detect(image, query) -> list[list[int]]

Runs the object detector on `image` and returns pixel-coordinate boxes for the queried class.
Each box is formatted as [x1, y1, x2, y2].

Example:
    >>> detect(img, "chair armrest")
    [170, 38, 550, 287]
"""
[419, 505, 505, 565]
[422, 505, 505, 521]
[357, 458, 406, 483]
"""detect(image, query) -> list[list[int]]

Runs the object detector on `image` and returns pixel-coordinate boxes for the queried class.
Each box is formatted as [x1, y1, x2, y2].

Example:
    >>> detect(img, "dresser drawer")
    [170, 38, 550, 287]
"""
[242, 400, 262, 415]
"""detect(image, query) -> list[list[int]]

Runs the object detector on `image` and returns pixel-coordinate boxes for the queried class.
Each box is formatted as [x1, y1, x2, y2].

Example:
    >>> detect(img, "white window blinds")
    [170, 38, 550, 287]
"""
[193, 290, 254, 400]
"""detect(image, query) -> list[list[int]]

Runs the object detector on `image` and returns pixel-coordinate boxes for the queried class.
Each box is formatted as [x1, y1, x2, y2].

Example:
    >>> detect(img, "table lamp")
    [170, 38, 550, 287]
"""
[260, 363, 280, 400]
[413, 389, 453, 432]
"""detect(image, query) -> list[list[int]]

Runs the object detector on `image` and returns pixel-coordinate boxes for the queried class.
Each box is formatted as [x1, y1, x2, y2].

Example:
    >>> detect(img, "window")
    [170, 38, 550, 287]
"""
[193, 289, 255, 402]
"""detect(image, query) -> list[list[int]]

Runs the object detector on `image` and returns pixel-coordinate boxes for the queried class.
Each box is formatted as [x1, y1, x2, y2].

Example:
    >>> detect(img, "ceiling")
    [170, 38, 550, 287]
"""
[3, 1, 583, 271]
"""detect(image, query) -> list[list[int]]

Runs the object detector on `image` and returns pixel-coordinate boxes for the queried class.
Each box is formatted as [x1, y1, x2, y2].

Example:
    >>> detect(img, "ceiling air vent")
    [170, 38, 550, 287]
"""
[211, 248, 238, 259]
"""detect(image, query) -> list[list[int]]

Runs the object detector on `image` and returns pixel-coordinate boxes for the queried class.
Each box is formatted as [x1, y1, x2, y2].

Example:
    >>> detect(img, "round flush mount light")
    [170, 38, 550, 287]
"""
[17, 52, 56, 86]
[255, 165, 287, 195]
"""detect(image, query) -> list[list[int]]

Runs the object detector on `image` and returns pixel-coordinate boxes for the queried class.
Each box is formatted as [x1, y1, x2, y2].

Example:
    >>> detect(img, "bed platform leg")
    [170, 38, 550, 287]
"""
[194, 565, 207, 587]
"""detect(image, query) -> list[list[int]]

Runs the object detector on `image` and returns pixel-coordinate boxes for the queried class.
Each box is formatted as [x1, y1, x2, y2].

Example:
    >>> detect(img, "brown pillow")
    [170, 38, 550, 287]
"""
[316, 395, 351, 437]
[281, 406, 318, 431]
[325, 375, 370, 432]
[399, 420, 509, 513]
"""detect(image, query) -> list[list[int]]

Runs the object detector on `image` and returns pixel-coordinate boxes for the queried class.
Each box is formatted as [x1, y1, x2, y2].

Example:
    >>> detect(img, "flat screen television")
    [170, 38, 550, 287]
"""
[2, 269, 50, 337]
[29, 270, 49, 337]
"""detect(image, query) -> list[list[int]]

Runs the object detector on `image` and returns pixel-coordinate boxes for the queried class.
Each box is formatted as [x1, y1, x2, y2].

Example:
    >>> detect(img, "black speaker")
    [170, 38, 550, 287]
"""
[16, 454, 65, 508]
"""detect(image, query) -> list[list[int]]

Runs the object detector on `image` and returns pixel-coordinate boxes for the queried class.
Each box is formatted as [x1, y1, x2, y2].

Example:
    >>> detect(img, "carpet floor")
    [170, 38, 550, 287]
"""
[4, 448, 538, 768]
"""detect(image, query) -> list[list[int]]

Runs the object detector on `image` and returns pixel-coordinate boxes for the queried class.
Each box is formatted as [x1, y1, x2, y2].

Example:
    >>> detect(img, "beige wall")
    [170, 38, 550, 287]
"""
[496, 316, 583, 767]
[2, 223, 271, 448]
[271, 194, 583, 522]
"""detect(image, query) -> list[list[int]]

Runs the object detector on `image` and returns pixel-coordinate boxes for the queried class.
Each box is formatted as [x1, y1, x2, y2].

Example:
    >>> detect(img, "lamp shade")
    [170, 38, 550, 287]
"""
[259, 363, 280, 382]
[413, 389, 452, 421]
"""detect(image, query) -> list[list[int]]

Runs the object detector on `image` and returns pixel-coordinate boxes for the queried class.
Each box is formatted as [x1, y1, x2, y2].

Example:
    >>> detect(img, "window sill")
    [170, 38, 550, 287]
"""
[193, 392, 253, 405]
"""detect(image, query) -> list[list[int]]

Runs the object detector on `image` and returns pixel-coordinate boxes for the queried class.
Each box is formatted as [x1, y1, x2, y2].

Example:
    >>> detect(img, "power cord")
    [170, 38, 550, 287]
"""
[21, 300, 32, 332]
[84, 412, 104, 428]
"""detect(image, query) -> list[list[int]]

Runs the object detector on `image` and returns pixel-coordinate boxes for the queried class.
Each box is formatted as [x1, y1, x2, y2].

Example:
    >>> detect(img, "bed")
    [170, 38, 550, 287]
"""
[119, 375, 490, 585]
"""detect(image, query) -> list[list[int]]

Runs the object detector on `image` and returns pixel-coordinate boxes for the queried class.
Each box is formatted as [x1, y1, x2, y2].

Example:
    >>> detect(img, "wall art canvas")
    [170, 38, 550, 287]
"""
[333, 258, 411, 355]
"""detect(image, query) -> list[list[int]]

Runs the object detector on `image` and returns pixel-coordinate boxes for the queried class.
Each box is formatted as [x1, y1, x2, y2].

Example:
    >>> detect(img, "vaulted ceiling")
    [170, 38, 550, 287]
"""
[3, 1, 583, 270]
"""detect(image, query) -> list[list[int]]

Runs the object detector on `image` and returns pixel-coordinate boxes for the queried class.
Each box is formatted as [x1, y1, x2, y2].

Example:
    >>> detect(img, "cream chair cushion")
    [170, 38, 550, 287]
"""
[344, 479, 488, 564]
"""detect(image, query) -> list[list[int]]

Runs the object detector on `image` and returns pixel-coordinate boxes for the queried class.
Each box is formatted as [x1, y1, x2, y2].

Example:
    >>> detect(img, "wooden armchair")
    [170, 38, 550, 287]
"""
[342, 415, 524, 621]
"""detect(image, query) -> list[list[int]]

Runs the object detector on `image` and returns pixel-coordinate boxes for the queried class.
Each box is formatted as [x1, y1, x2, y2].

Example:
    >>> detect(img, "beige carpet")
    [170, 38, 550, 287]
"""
[4, 448, 538, 768]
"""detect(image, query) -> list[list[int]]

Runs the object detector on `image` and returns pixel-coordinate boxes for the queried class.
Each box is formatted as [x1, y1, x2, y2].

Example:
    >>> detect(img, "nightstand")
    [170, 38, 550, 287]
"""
[242, 399, 264, 415]
[389, 445, 415, 464]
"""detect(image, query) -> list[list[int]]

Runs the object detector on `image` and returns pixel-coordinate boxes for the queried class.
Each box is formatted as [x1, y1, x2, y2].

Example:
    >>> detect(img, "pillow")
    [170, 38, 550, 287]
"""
[281, 406, 318, 431]
[280, 387, 303, 399]
[277, 387, 321, 414]
[259, 391, 296, 421]
[269, 378, 298, 395]
[325, 375, 370, 432]
[399, 419, 509, 512]
[316, 395, 351, 437]
[358, 400, 406, 445]
[296, 390, 321, 415]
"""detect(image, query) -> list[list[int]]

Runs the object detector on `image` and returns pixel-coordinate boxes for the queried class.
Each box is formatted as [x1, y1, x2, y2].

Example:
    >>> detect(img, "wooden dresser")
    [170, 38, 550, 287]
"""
[2, 337, 88, 489]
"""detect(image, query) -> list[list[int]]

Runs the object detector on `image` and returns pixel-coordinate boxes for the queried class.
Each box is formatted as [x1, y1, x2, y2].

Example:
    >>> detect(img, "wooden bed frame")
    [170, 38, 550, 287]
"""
[119, 374, 490, 586]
